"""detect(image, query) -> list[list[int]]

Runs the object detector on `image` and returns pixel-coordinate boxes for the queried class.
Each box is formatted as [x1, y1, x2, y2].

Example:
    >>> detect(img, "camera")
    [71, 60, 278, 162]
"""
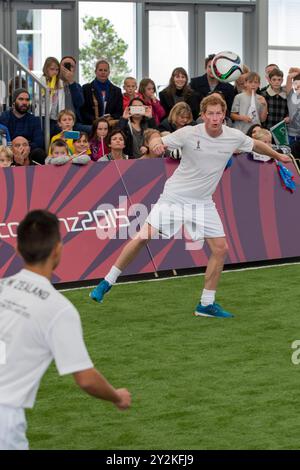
[129, 105, 145, 116]
[64, 62, 73, 71]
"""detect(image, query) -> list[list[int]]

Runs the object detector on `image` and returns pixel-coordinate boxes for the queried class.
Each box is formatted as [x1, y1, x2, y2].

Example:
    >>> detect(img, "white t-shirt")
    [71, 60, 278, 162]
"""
[162, 124, 253, 202]
[0, 269, 93, 409]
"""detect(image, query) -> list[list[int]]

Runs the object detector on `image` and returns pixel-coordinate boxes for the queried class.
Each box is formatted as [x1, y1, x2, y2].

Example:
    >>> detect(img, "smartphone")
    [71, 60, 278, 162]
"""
[64, 131, 80, 139]
[64, 62, 72, 71]
[129, 106, 145, 115]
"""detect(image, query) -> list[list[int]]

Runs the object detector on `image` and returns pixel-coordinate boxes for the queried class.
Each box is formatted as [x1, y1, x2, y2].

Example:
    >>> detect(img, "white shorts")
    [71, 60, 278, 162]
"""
[146, 196, 225, 241]
[0, 404, 29, 450]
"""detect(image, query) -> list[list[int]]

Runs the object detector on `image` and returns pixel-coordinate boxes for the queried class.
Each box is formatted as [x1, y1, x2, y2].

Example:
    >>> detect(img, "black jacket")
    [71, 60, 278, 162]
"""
[190, 74, 235, 114]
[158, 119, 197, 133]
[118, 117, 157, 158]
[159, 88, 202, 121]
[81, 80, 123, 124]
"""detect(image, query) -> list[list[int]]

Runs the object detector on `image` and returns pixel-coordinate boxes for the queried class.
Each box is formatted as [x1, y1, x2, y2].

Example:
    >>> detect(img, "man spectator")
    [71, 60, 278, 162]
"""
[11, 136, 46, 166]
[81, 59, 123, 125]
[190, 54, 235, 114]
[0, 88, 44, 154]
[59, 56, 89, 133]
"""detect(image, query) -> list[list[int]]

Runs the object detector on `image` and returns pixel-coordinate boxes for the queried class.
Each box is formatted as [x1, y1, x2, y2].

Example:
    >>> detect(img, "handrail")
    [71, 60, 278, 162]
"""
[0, 43, 50, 152]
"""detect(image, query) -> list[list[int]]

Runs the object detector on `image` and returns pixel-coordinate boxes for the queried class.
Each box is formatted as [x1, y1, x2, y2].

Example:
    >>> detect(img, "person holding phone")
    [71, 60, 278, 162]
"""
[59, 57, 89, 133]
[49, 109, 77, 155]
[138, 78, 165, 125]
[119, 98, 157, 158]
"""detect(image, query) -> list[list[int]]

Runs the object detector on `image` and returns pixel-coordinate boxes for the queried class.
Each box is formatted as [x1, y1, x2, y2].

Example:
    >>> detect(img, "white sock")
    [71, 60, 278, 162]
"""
[201, 289, 216, 307]
[105, 266, 122, 285]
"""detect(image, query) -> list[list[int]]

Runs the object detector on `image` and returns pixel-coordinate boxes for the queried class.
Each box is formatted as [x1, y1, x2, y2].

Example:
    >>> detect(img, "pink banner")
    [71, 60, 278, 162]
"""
[0, 156, 299, 284]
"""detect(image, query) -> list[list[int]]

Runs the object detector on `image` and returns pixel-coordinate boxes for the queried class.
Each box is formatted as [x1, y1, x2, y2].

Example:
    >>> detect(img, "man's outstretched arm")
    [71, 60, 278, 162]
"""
[252, 139, 292, 163]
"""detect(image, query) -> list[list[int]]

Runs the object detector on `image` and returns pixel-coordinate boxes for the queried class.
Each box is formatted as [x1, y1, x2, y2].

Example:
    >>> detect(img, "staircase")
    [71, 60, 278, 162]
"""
[0, 43, 50, 150]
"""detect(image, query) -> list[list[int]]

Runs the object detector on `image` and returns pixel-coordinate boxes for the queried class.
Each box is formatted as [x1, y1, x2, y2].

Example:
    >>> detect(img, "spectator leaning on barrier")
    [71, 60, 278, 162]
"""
[0, 145, 13, 167]
[11, 136, 32, 166]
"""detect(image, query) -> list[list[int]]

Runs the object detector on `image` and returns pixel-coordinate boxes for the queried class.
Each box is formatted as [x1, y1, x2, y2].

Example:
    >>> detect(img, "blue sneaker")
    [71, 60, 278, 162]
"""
[194, 302, 234, 318]
[90, 280, 112, 303]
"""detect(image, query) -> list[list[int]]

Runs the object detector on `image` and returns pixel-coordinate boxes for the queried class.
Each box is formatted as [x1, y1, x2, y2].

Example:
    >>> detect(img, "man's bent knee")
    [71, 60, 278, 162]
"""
[209, 239, 228, 258]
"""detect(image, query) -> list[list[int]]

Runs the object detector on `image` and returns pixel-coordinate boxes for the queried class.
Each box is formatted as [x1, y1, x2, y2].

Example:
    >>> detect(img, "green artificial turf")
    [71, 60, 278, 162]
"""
[27, 264, 300, 450]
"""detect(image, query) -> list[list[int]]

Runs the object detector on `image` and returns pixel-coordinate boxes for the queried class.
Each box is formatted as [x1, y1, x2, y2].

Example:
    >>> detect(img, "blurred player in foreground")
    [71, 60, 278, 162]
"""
[91, 95, 291, 318]
[0, 210, 131, 450]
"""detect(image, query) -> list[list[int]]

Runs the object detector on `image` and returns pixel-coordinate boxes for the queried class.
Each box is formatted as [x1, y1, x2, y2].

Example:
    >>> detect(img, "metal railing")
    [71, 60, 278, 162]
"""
[0, 43, 50, 151]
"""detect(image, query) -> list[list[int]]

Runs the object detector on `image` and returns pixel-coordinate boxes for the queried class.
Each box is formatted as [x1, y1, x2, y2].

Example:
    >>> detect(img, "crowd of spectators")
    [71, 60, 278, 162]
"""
[0, 53, 300, 168]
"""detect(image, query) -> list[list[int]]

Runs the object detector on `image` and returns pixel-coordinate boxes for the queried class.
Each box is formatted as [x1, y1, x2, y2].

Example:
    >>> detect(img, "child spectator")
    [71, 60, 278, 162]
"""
[255, 128, 272, 146]
[139, 129, 161, 159]
[234, 65, 250, 95]
[286, 68, 300, 145]
[250, 129, 273, 162]
[0, 145, 13, 167]
[38, 57, 65, 135]
[262, 69, 288, 130]
[159, 102, 195, 134]
[138, 78, 165, 126]
[89, 117, 110, 161]
[231, 72, 268, 134]
[73, 131, 91, 156]
[122, 77, 140, 110]
[49, 109, 76, 155]
[45, 139, 70, 165]
[99, 129, 128, 161]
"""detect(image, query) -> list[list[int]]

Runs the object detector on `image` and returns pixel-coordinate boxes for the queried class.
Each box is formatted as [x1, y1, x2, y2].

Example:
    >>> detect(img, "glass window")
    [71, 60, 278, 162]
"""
[17, 9, 61, 75]
[268, 50, 300, 80]
[78, 2, 136, 86]
[269, 0, 300, 47]
[149, 11, 188, 90]
[205, 12, 243, 61]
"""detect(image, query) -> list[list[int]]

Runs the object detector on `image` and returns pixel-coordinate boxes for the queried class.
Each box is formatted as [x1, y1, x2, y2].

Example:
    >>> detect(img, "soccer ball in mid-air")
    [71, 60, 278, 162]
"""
[211, 51, 243, 83]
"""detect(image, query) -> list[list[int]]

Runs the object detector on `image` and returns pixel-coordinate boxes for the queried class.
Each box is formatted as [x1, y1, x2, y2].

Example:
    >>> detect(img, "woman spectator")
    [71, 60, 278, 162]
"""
[98, 129, 128, 161]
[159, 102, 195, 134]
[159, 67, 202, 120]
[89, 117, 110, 161]
[138, 78, 165, 126]
[119, 97, 156, 158]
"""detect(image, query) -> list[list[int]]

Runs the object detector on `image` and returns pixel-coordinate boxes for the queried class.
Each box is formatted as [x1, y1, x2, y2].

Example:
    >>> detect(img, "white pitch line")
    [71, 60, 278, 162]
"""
[59, 261, 300, 292]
